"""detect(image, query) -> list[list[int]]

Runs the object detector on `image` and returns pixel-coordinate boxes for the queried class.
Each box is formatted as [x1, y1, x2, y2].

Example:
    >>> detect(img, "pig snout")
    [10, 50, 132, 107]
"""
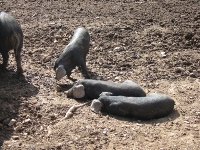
[71, 84, 85, 98]
[66, 84, 85, 99]
[55, 65, 66, 80]
[0, 11, 23, 73]
[90, 99, 103, 113]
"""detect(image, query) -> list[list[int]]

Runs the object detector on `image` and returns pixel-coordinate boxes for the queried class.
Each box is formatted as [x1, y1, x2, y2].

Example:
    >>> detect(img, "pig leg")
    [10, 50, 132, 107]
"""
[14, 47, 23, 73]
[79, 60, 90, 79]
[1, 51, 9, 70]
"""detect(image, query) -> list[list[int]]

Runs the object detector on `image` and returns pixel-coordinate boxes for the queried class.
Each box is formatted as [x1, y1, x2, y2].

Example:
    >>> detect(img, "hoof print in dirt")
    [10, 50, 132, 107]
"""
[0, 11, 23, 73]
[91, 93, 175, 120]
[54, 27, 90, 81]
[66, 79, 146, 99]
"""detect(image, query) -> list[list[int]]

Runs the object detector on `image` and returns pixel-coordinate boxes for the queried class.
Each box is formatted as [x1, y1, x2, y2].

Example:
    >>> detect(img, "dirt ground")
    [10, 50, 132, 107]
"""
[0, 0, 200, 149]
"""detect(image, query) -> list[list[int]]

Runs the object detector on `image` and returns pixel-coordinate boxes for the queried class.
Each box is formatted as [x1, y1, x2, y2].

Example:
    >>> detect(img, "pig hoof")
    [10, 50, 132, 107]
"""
[0, 64, 6, 70]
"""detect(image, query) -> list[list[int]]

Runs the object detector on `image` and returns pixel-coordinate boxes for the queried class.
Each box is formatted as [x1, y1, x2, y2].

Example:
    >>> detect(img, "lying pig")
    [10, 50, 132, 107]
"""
[66, 79, 146, 99]
[54, 27, 90, 81]
[90, 93, 175, 120]
[0, 11, 23, 73]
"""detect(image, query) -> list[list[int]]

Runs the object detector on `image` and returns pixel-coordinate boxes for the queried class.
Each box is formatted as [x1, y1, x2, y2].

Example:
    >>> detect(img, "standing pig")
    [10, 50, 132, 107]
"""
[66, 79, 146, 99]
[90, 93, 175, 120]
[0, 11, 23, 73]
[54, 27, 90, 81]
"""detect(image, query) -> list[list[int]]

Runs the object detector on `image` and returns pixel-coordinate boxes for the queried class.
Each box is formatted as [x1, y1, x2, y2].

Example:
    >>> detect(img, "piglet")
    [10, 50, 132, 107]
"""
[66, 79, 146, 99]
[91, 93, 175, 120]
[54, 27, 90, 81]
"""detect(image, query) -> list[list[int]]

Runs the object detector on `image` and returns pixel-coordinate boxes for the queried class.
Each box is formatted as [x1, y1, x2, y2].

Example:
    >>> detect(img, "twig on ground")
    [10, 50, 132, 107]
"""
[60, 102, 90, 121]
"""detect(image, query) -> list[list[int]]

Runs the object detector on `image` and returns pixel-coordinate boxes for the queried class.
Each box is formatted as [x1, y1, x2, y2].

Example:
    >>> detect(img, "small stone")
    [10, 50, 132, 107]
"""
[196, 112, 200, 116]
[37, 113, 42, 118]
[8, 119, 16, 126]
[184, 121, 190, 124]
[54, 39, 58, 43]
[103, 130, 107, 135]
[189, 73, 196, 78]
[114, 77, 119, 80]
[114, 47, 121, 51]
[68, 141, 73, 144]
[43, 56, 51, 63]
[161, 52, 166, 58]
[56, 85, 61, 92]
[16, 122, 22, 126]
[175, 67, 185, 73]
[23, 118, 31, 124]
[15, 126, 24, 132]
[12, 136, 19, 140]
[50, 114, 57, 120]
[23, 133, 28, 136]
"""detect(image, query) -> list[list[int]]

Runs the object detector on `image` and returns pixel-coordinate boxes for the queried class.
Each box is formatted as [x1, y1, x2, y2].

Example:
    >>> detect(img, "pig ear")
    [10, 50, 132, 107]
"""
[73, 84, 85, 98]
[90, 99, 103, 113]
[56, 65, 66, 80]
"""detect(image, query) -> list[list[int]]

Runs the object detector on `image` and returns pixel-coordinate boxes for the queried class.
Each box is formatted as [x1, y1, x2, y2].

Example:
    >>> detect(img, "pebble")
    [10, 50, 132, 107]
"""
[161, 52, 166, 58]
[175, 67, 185, 73]
[189, 73, 196, 78]
[15, 126, 23, 132]
[114, 47, 121, 51]
[56, 85, 61, 92]
[114, 76, 120, 81]
[103, 130, 107, 135]
[12, 136, 19, 140]
[23, 118, 31, 124]
[196, 112, 200, 116]
[8, 119, 16, 126]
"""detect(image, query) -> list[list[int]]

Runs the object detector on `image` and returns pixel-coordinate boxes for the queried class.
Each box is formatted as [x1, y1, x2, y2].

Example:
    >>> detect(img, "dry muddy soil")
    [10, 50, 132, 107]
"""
[0, 0, 200, 149]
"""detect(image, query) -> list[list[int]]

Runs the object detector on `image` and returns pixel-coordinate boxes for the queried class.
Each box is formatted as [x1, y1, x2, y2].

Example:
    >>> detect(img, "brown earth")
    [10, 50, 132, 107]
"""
[0, 0, 200, 149]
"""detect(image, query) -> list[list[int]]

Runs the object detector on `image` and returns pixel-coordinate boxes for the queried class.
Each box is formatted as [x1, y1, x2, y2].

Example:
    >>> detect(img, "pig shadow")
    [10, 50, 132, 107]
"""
[99, 109, 180, 124]
[88, 70, 106, 81]
[0, 70, 39, 146]
[57, 83, 74, 92]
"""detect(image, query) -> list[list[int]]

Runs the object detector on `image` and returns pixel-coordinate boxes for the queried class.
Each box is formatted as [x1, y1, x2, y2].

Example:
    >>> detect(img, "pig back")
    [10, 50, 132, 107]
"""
[77, 79, 146, 99]
[0, 11, 23, 49]
[98, 93, 175, 119]
[69, 27, 90, 56]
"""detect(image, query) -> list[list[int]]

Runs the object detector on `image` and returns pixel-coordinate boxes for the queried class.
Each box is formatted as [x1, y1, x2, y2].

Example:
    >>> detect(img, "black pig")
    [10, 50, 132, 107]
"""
[0, 11, 23, 73]
[91, 93, 175, 120]
[54, 27, 90, 81]
[66, 79, 146, 99]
